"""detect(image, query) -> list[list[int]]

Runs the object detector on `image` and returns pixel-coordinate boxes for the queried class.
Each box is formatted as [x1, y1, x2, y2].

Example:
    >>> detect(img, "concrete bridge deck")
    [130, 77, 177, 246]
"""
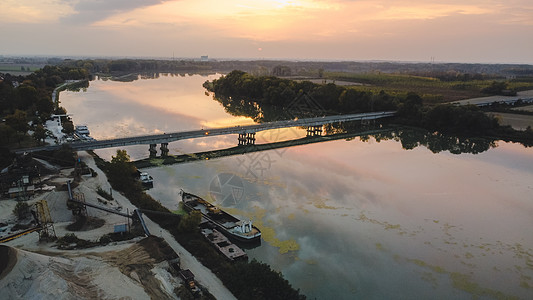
[15, 111, 396, 154]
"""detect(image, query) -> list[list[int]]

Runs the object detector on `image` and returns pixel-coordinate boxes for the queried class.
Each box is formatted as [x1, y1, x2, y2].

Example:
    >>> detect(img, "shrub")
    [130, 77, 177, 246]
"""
[13, 201, 30, 220]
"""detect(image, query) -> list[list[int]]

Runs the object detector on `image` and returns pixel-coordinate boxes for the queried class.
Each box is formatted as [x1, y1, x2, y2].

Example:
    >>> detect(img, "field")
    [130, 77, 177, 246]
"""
[323, 72, 533, 103]
[0, 63, 43, 75]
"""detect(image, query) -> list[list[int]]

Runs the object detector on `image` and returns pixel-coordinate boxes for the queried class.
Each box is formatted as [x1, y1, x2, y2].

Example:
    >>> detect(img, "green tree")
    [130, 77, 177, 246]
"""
[112, 149, 131, 164]
[5, 110, 29, 135]
[35, 96, 54, 117]
[178, 210, 202, 232]
[481, 81, 515, 95]
[108, 150, 138, 191]
[33, 124, 49, 145]
[397, 92, 423, 122]
[16, 85, 39, 110]
[62, 119, 74, 134]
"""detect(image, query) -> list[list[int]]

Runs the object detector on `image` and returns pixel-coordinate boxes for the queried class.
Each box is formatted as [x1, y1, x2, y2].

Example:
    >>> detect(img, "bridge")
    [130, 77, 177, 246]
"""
[16, 111, 396, 156]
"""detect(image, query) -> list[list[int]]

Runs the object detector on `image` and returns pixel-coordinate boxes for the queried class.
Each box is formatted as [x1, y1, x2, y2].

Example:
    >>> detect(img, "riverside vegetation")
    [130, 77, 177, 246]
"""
[93, 149, 307, 300]
[204, 70, 533, 146]
[3, 59, 533, 298]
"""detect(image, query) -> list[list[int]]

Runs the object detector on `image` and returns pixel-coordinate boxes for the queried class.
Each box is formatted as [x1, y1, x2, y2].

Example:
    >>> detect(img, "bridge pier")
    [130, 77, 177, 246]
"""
[149, 144, 157, 158]
[306, 125, 323, 137]
[238, 132, 256, 145]
[160, 143, 169, 157]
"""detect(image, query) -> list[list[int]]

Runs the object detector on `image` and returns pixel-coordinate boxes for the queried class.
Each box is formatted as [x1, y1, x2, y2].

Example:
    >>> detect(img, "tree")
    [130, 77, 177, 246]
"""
[35, 96, 54, 118]
[178, 210, 202, 232]
[397, 92, 423, 122]
[16, 85, 39, 110]
[13, 201, 31, 220]
[481, 81, 515, 96]
[108, 150, 137, 191]
[33, 124, 50, 145]
[62, 119, 74, 134]
[5, 110, 29, 135]
[111, 149, 131, 164]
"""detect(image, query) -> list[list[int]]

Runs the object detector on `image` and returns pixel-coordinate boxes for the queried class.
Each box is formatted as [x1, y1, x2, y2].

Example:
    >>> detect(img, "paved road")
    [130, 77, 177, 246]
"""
[452, 90, 533, 106]
[16, 111, 396, 154]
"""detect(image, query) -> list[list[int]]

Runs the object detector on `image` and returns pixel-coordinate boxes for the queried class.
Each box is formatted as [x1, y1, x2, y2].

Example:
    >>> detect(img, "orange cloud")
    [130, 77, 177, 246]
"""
[0, 0, 75, 23]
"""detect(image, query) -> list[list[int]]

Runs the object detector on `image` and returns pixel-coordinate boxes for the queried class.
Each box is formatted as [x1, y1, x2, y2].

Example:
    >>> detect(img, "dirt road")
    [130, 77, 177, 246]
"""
[78, 152, 237, 299]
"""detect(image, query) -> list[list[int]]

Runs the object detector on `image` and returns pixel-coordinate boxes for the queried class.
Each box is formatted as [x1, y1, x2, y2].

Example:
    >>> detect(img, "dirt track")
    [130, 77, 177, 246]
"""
[489, 112, 533, 130]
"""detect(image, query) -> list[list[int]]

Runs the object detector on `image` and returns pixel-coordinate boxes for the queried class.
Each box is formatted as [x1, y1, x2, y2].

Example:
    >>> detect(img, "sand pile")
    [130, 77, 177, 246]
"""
[0, 239, 179, 300]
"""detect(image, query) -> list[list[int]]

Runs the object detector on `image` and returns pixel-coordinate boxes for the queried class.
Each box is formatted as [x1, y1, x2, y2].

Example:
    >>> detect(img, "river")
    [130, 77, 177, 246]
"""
[61, 73, 533, 299]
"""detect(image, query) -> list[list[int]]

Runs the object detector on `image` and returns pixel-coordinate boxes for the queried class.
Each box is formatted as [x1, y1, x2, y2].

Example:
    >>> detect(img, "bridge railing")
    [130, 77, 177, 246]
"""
[15, 111, 396, 153]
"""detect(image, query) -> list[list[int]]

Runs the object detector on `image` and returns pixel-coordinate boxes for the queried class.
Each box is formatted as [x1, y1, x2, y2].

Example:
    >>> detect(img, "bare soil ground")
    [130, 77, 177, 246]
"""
[0, 239, 179, 299]
[489, 112, 533, 130]
[0, 152, 236, 299]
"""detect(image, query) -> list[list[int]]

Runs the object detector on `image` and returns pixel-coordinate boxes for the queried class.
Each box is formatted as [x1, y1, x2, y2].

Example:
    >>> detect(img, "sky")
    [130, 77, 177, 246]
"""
[1, 0, 532, 64]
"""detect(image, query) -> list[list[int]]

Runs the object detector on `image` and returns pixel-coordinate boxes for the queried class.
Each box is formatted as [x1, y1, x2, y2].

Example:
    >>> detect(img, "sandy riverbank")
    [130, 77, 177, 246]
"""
[0, 152, 236, 299]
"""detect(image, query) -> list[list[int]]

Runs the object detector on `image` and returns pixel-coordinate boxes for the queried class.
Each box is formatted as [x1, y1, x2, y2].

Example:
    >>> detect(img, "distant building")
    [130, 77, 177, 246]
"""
[200, 55, 208, 62]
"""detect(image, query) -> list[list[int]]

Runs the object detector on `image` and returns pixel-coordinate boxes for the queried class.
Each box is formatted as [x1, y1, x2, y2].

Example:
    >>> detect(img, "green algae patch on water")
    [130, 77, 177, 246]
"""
[259, 225, 300, 254]
[450, 272, 519, 300]
[224, 206, 300, 254]
[357, 211, 411, 236]
[312, 198, 338, 210]
[404, 256, 519, 299]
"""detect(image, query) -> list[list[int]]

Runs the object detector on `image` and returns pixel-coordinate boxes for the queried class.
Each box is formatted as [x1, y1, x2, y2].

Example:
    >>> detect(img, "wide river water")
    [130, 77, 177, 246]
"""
[61, 73, 533, 299]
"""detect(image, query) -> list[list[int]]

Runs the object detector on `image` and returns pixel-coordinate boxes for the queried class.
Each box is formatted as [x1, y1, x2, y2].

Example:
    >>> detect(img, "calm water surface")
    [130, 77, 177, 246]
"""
[61, 74, 533, 300]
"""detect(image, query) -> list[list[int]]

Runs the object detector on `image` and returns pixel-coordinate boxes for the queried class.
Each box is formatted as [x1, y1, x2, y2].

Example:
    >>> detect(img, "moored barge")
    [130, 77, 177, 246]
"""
[180, 190, 261, 243]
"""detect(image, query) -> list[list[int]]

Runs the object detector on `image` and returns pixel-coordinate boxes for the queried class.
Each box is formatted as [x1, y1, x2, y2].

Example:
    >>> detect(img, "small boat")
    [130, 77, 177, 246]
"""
[138, 171, 153, 187]
[180, 190, 261, 243]
[75, 125, 90, 135]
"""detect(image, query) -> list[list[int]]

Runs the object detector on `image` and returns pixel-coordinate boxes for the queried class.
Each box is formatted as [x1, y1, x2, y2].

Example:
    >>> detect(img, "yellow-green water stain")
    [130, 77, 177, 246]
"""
[224, 206, 300, 254]
[450, 272, 518, 300]
[405, 257, 518, 299]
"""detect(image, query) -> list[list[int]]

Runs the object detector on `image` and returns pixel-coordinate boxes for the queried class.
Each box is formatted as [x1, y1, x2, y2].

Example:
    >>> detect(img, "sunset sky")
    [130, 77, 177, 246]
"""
[1, 0, 532, 63]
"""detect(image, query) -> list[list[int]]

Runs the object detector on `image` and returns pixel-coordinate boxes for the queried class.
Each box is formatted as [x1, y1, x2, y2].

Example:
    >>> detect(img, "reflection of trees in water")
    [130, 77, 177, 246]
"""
[325, 122, 496, 154]
[213, 93, 497, 155]
[372, 129, 497, 154]
[213, 94, 327, 123]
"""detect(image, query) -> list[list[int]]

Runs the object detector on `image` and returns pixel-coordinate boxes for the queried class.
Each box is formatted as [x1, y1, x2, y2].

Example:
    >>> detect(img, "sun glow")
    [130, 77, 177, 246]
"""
[7, 0, 527, 62]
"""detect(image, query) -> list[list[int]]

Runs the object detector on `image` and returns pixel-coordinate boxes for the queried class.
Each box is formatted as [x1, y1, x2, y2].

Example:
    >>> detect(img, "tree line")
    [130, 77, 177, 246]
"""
[206, 70, 532, 144]
[0, 66, 90, 168]
[205, 70, 398, 114]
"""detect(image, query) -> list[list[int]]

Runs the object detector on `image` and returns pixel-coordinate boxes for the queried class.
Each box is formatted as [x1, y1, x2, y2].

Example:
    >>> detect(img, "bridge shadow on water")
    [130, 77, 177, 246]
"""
[133, 125, 500, 169]
[133, 127, 395, 169]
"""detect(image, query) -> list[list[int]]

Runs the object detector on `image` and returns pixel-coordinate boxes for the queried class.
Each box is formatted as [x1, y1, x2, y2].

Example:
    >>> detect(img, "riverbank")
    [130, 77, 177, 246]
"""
[0, 151, 236, 299]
